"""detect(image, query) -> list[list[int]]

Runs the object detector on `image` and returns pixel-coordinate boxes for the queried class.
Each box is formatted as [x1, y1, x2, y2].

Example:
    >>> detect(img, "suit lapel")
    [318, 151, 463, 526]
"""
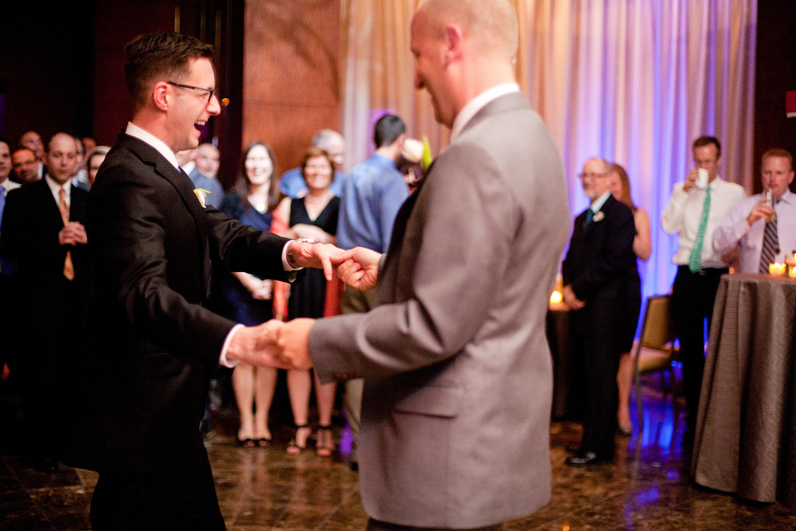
[383, 166, 432, 262]
[32, 179, 64, 228]
[116, 133, 208, 237]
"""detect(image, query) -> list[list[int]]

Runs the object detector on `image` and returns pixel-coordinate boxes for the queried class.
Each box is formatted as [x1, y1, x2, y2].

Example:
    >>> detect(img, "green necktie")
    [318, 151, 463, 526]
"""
[585, 208, 594, 226]
[688, 187, 711, 273]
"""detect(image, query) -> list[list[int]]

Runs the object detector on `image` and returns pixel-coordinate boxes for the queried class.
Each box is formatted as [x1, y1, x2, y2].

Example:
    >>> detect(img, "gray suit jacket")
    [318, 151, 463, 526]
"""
[310, 92, 570, 528]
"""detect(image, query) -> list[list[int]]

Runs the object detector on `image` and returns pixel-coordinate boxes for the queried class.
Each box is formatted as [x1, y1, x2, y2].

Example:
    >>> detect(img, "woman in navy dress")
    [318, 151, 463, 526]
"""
[216, 142, 282, 447]
[275, 147, 340, 456]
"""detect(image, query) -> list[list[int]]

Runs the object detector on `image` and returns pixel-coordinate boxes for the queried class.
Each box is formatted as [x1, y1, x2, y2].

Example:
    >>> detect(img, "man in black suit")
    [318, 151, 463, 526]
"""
[79, 31, 340, 530]
[562, 157, 636, 466]
[0, 132, 91, 473]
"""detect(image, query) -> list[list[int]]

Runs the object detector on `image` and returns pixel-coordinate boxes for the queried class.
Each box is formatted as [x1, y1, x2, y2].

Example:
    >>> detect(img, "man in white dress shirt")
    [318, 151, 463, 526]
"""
[662, 135, 746, 437]
[713, 149, 796, 273]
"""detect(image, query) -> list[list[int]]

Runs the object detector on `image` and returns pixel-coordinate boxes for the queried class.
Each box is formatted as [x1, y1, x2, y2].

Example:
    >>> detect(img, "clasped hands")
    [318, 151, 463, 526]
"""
[227, 245, 381, 370]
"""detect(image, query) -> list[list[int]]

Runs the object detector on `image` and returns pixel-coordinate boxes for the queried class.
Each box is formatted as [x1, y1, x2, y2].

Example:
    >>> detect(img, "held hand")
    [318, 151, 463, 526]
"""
[292, 241, 345, 281]
[226, 320, 292, 369]
[276, 318, 315, 370]
[683, 168, 700, 193]
[59, 222, 88, 246]
[562, 285, 585, 310]
[746, 198, 774, 226]
[335, 247, 381, 291]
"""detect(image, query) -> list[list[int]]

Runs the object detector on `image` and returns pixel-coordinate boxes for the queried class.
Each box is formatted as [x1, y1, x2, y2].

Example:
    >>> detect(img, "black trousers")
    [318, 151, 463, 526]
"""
[671, 265, 727, 432]
[571, 329, 620, 458]
[90, 448, 226, 531]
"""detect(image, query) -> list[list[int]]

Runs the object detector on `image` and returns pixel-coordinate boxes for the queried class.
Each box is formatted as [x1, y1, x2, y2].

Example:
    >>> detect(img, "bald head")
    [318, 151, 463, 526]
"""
[46, 132, 78, 185]
[580, 158, 612, 202]
[417, 0, 519, 60]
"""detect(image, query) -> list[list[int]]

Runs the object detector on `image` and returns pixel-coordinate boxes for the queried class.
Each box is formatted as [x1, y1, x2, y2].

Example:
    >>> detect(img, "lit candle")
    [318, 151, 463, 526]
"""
[769, 262, 787, 276]
[790, 267, 796, 279]
[550, 290, 563, 304]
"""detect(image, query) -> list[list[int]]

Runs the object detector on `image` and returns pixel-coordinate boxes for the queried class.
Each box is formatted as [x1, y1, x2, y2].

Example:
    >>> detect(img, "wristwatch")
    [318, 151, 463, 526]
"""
[287, 237, 318, 269]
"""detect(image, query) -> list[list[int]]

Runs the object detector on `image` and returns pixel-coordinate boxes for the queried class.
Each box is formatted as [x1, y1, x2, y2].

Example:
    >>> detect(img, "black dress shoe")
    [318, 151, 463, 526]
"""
[565, 451, 603, 466]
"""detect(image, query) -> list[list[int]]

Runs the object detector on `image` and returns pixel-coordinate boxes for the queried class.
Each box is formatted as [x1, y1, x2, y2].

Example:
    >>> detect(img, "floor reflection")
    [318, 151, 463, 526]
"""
[2, 378, 795, 530]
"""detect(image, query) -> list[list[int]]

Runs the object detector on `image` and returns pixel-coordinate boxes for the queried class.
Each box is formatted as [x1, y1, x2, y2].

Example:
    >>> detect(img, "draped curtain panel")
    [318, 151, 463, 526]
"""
[340, 0, 757, 297]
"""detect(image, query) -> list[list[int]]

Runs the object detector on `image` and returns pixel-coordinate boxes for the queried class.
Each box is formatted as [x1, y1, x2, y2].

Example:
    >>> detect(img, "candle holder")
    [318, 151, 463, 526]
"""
[786, 257, 796, 279]
[769, 262, 787, 276]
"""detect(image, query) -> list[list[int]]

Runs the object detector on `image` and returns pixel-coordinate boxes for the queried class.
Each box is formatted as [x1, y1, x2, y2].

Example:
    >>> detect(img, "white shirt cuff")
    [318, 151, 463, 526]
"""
[282, 240, 302, 271]
[219, 324, 245, 368]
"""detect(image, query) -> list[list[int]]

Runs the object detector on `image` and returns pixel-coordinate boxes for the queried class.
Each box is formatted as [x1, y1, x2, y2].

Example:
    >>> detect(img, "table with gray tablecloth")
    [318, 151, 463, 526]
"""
[692, 273, 796, 506]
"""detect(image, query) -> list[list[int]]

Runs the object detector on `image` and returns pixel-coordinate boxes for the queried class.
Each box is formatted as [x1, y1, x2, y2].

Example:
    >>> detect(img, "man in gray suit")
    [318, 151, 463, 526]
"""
[277, 0, 570, 529]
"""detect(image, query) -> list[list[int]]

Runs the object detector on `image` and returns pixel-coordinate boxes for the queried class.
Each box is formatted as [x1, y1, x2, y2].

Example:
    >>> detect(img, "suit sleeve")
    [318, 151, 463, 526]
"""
[309, 142, 520, 381]
[88, 161, 289, 369]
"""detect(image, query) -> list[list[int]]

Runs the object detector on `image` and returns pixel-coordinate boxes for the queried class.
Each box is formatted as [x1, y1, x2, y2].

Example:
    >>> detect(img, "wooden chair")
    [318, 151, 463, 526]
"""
[633, 294, 679, 430]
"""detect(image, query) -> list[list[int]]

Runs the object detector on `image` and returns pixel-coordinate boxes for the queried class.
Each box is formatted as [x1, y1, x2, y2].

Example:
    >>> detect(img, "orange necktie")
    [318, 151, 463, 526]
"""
[58, 187, 75, 281]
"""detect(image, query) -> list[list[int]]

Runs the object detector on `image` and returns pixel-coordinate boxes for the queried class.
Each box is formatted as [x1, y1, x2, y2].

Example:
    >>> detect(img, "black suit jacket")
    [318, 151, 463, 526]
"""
[76, 132, 292, 473]
[562, 194, 636, 335]
[0, 179, 92, 329]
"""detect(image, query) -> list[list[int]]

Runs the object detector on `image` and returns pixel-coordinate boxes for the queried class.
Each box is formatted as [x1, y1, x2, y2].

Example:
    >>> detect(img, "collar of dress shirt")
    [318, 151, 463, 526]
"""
[450, 83, 521, 142]
[776, 189, 795, 205]
[181, 160, 196, 175]
[45, 174, 70, 206]
[590, 190, 611, 213]
[126, 122, 180, 170]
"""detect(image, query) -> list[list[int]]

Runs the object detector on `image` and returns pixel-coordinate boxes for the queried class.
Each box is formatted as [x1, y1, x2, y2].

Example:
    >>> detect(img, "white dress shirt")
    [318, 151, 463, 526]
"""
[713, 189, 796, 273]
[45, 174, 71, 208]
[662, 176, 746, 268]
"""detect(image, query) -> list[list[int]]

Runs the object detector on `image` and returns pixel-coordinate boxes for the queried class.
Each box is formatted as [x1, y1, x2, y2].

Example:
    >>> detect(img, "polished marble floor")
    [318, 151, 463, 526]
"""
[2, 380, 796, 531]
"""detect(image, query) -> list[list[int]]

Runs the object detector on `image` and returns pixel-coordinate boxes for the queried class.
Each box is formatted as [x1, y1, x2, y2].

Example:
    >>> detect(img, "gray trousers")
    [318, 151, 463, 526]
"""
[340, 286, 375, 463]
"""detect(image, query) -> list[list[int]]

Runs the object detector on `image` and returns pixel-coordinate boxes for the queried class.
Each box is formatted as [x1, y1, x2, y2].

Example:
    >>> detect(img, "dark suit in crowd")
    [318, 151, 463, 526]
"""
[563, 193, 636, 461]
[0, 178, 92, 467]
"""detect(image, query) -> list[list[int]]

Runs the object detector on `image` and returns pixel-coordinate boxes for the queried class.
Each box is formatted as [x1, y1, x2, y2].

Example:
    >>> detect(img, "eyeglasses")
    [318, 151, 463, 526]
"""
[578, 172, 608, 180]
[167, 81, 229, 107]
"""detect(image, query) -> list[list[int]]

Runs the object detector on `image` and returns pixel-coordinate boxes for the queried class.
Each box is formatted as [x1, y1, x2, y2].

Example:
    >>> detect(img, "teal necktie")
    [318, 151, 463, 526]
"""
[585, 208, 594, 225]
[688, 187, 711, 273]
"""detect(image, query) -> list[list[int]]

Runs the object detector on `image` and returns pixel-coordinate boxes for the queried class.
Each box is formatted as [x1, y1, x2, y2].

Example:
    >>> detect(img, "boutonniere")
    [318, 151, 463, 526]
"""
[593, 211, 605, 222]
[193, 188, 210, 208]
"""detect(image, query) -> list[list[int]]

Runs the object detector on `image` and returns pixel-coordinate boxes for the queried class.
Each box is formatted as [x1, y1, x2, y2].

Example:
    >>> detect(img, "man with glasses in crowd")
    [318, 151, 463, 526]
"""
[562, 157, 636, 466]
[662, 136, 745, 442]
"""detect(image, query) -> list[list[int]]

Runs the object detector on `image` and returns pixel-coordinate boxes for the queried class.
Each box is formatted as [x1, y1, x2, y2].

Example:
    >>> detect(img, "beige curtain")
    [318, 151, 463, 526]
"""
[340, 0, 757, 295]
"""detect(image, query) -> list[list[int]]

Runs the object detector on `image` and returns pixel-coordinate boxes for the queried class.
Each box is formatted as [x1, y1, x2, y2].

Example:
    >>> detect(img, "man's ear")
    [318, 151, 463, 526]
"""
[442, 24, 463, 65]
[152, 82, 170, 112]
